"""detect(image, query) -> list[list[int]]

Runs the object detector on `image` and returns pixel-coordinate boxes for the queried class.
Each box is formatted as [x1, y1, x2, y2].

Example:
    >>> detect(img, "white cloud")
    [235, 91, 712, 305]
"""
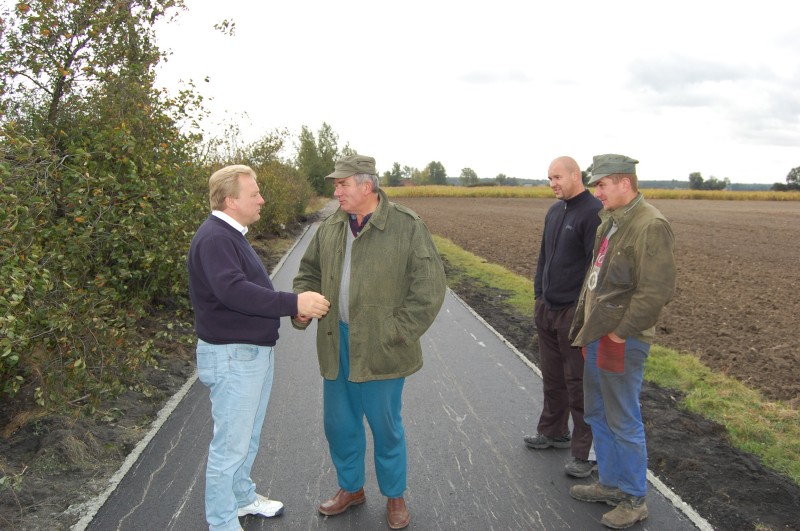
[154, 0, 800, 184]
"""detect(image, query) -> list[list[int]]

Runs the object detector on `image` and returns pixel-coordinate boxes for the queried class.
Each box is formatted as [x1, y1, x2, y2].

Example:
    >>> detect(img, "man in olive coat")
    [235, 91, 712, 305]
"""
[569, 154, 676, 529]
[292, 154, 446, 530]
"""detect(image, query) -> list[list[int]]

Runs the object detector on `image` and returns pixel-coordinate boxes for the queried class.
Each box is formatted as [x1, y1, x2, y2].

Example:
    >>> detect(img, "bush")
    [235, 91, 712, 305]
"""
[0, 117, 205, 407]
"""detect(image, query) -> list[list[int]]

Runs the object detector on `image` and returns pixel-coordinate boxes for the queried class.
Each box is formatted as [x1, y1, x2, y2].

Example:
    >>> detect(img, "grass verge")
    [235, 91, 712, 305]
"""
[432, 234, 800, 486]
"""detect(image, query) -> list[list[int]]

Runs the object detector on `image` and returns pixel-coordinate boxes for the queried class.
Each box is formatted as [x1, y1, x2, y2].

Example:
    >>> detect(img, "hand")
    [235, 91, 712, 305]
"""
[297, 291, 330, 319]
[607, 331, 625, 343]
[293, 314, 312, 324]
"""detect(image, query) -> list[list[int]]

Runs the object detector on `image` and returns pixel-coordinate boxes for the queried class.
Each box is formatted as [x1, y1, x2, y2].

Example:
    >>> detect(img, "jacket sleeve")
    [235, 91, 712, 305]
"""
[195, 233, 298, 318]
[391, 221, 447, 342]
[291, 230, 323, 330]
[614, 219, 676, 339]
[533, 223, 546, 299]
[583, 211, 602, 271]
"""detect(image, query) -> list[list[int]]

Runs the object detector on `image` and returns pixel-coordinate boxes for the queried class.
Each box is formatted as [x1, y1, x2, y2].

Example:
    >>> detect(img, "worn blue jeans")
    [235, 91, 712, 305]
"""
[197, 339, 274, 531]
[583, 336, 650, 497]
[323, 321, 407, 498]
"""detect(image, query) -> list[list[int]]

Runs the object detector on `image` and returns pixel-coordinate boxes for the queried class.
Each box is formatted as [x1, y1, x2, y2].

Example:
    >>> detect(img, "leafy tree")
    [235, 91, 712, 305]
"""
[584, 164, 595, 186]
[384, 162, 403, 187]
[689, 172, 729, 190]
[295, 122, 340, 195]
[689, 172, 704, 190]
[205, 128, 312, 233]
[497, 173, 519, 186]
[459, 167, 479, 186]
[773, 166, 800, 191]
[425, 161, 447, 185]
[296, 126, 319, 188]
[788, 166, 800, 186]
[340, 142, 357, 157]
[0, 0, 209, 406]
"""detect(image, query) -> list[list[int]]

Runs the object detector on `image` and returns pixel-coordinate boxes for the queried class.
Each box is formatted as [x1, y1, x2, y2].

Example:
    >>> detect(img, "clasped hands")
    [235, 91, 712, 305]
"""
[295, 291, 331, 323]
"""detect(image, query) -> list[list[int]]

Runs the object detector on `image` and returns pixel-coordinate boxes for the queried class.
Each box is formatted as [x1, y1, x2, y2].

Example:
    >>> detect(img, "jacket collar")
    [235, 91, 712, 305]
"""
[564, 189, 593, 209]
[600, 192, 644, 226]
[333, 188, 390, 231]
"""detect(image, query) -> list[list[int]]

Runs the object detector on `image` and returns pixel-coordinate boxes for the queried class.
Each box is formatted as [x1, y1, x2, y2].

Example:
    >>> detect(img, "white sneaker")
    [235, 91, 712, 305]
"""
[238, 493, 284, 518]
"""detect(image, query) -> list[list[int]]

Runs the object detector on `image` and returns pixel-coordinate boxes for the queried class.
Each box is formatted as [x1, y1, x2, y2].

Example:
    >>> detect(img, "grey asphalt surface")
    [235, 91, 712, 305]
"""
[79, 221, 706, 530]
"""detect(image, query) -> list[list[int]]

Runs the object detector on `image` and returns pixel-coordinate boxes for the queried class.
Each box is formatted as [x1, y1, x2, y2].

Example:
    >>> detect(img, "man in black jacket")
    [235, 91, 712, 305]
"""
[524, 156, 602, 478]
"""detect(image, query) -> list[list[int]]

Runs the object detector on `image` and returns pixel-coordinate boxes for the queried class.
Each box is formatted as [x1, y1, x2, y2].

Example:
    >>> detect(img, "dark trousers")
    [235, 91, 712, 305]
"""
[534, 300, 593, 459]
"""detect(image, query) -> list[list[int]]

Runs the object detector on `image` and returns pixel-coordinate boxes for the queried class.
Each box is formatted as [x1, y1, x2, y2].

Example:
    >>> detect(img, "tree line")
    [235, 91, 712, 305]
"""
[0, 1, 350, 411]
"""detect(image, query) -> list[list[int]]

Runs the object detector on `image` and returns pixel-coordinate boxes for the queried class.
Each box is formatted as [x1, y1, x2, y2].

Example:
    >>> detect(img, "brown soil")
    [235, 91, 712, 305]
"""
[2, 199, 799, 531]
[394, 196, 800, 531]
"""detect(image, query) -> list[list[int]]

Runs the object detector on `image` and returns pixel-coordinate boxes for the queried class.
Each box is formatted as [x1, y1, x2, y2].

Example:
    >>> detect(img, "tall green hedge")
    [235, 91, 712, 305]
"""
[0, 119, 205, 406]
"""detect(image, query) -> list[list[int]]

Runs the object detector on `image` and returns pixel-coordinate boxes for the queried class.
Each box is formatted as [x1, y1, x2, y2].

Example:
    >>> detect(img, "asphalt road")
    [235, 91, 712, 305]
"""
[77, 221, 707, 531]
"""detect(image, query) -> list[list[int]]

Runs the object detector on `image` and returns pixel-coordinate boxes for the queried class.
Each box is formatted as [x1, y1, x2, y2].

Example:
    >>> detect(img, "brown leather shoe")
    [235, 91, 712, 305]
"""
[386, 497, 410, 529]
[318, 487, 366, 516]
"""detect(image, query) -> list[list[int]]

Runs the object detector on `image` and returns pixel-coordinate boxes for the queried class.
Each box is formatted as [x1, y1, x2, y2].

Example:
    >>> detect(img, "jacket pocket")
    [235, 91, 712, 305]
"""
[606, 249, 634, 289]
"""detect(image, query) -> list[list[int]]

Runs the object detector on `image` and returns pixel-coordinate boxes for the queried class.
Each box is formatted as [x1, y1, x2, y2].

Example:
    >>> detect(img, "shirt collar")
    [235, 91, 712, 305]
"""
[212, 210, 248, 235]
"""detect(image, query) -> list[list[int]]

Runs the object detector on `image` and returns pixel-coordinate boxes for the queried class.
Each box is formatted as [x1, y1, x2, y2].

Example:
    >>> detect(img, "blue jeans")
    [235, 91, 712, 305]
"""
[323, 322, 407, 498]
[583, 336, 649, 497]
[197, 339, 274, 531]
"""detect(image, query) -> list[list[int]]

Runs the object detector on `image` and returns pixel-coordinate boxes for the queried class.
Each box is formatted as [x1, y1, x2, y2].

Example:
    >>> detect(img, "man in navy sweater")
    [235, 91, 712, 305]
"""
[188, 165, 330, 531]
[524, 156, 602, 478]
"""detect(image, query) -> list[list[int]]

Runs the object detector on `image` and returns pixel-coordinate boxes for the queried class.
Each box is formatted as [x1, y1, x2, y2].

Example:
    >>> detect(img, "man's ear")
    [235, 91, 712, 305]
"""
[224, 195, 236, 210]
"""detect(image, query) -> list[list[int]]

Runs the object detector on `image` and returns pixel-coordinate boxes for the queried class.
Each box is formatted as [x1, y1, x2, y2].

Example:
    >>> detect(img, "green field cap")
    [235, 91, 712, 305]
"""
[588, 154, 639, 185]
[326, 154, 377, 179]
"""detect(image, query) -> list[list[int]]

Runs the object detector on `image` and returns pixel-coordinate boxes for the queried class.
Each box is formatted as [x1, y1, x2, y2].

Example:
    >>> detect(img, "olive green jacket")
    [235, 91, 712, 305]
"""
[570, 193, 676, 346]
[292, 189, 446, 382]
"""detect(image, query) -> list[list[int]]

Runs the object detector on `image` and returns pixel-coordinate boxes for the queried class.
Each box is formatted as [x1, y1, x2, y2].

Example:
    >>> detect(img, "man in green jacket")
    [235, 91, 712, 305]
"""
[292, 154, 446, 530]
[569, 154, 676, 530]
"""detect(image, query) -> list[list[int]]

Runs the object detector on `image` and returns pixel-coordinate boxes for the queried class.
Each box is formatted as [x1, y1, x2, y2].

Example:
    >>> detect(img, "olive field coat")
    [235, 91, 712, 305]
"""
[292, 189, 446, 382]
[570, 193, 676, 346]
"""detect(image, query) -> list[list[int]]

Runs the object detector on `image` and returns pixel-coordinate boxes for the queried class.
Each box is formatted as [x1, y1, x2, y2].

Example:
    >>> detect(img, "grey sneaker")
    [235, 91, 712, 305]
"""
[523, 433, 571, 449]
[564, 458, 597, 478]
[569, 482, 626, 506]
[601, 496, 648, 529]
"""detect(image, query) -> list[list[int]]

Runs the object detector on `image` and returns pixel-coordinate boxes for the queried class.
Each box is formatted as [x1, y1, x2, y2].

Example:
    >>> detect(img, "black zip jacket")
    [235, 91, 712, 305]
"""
[534, 189, 602, 309]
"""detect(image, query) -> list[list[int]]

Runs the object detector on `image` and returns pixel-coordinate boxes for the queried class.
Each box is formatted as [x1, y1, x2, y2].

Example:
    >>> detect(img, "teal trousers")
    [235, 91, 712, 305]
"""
[323, 321, 407, 497]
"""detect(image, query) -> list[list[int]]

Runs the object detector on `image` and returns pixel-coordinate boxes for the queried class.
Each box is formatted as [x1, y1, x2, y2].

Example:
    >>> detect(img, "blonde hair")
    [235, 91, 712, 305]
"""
[208, 165, 256, 211]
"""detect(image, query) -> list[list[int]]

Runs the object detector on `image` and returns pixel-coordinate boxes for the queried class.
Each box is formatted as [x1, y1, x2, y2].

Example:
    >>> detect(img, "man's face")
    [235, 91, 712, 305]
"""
[548, 161, 581, 200]
[228, 175, 265, 226]
[333, 175, 371, 214]
[592, 175, 629, 211]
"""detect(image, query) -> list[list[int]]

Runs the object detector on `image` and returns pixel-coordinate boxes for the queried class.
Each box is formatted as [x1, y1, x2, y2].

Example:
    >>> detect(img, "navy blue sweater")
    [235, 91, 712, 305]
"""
[534, 190, 602, 309]
[187, 215, 298, 346]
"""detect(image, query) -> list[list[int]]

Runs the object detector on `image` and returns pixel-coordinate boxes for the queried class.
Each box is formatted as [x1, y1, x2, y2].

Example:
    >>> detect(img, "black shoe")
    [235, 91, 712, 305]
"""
[564, 458, 597, 478]
[523, 433, 571, 449]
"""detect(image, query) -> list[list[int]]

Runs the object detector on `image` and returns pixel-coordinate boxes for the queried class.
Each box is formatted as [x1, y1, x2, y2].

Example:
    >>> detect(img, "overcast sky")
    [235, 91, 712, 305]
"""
[154, 1, 799, 184]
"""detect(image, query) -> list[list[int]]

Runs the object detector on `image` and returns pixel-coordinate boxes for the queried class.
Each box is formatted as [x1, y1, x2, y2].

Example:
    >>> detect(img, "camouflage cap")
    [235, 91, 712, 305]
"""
[325, 154, 377, 179]
[588, 154, 639, 185]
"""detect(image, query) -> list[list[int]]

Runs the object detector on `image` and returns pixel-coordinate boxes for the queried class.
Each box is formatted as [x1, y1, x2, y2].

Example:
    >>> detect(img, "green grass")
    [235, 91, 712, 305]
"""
[432, 236, 534, 313]
[433, 235, 800, 486]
